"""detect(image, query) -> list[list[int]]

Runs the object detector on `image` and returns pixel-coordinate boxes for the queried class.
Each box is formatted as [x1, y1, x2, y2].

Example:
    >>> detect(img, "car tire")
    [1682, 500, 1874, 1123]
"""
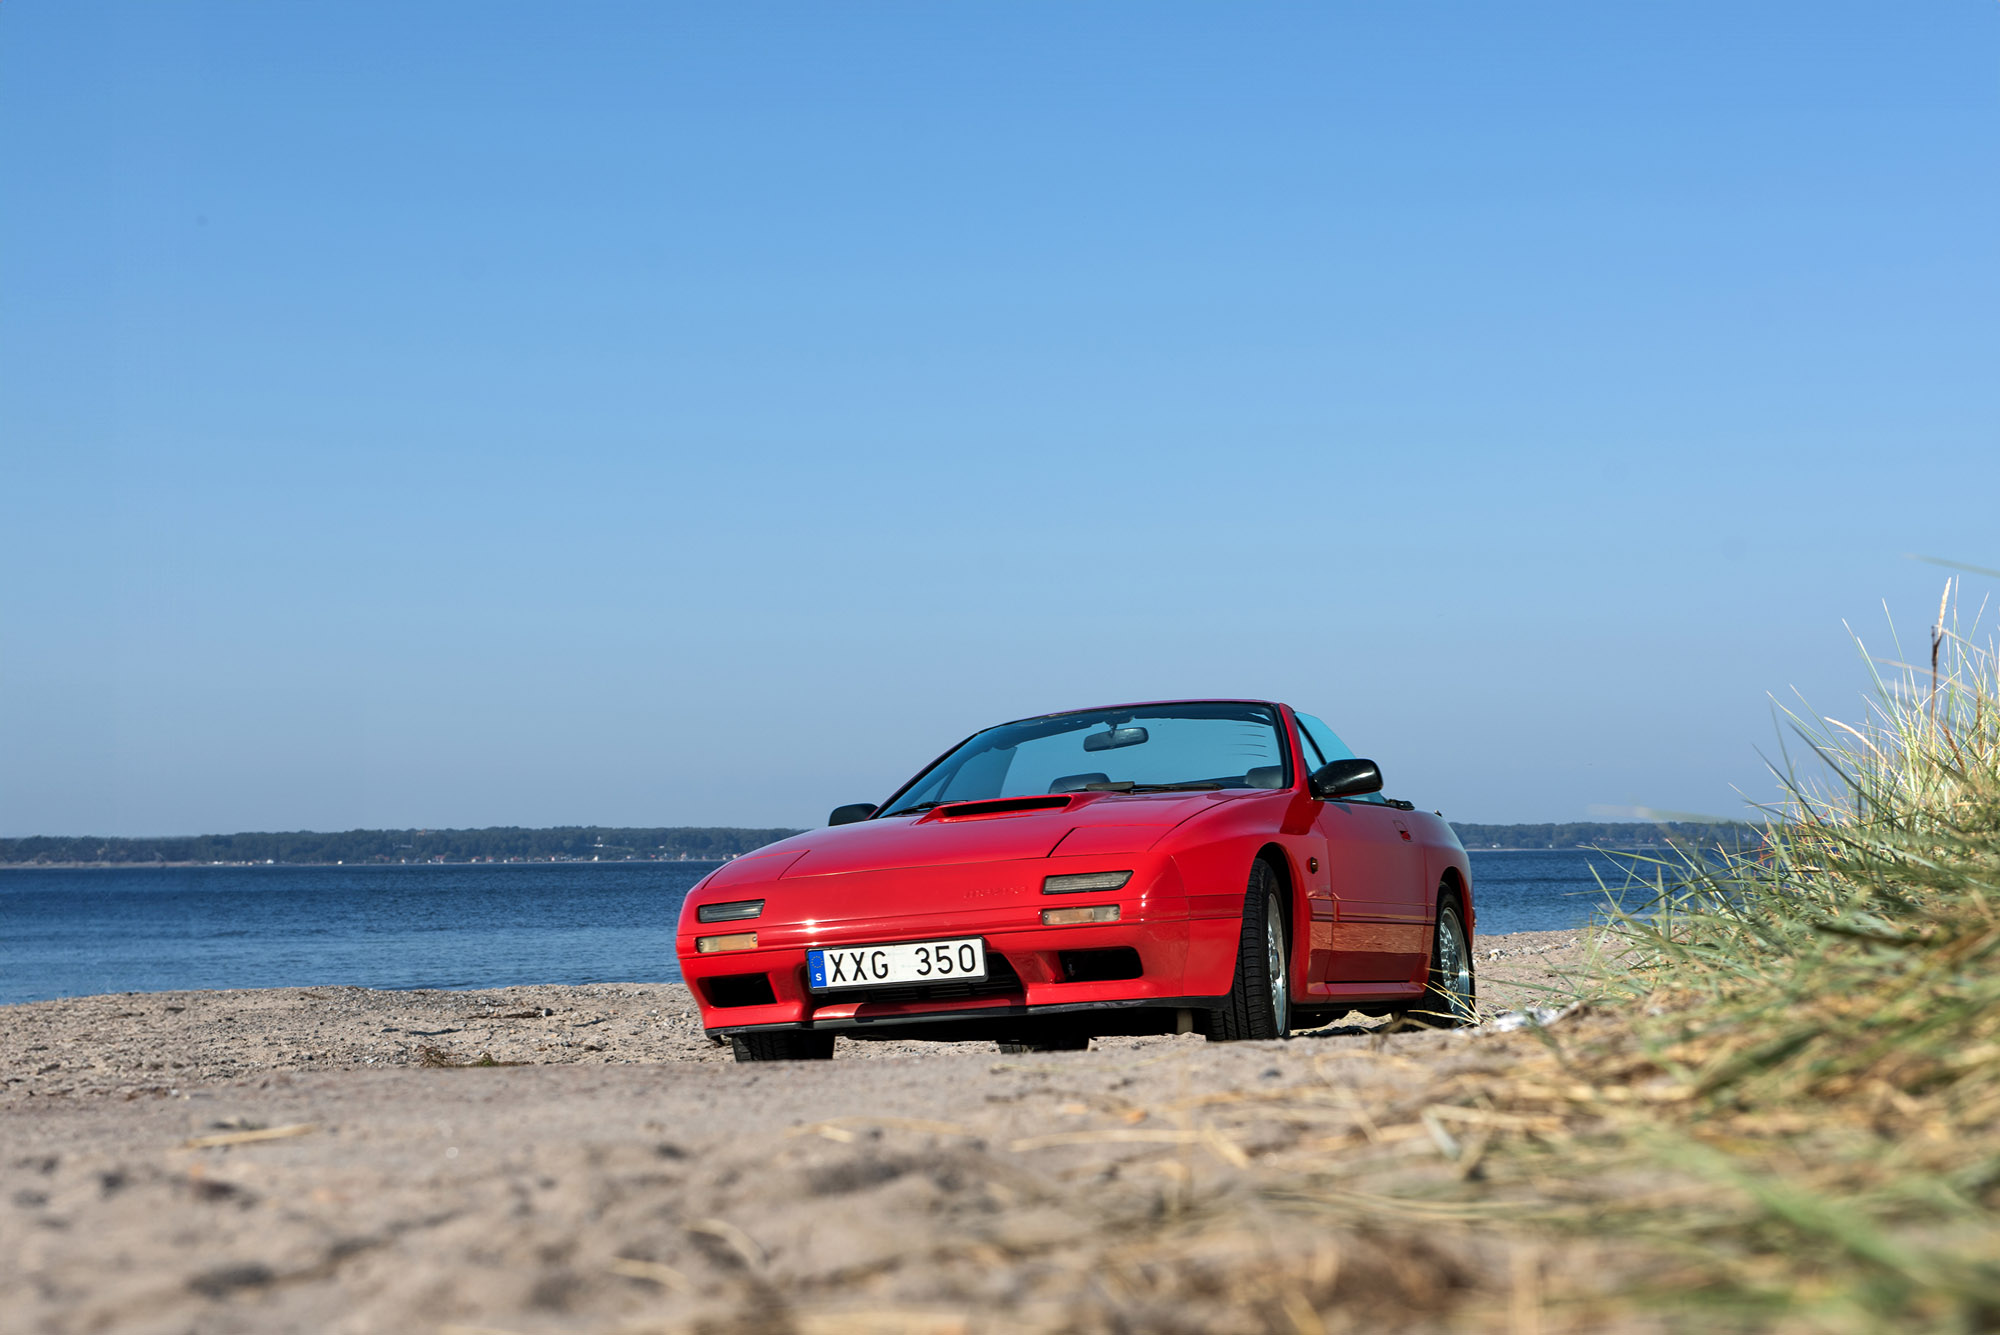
[1206, 860, 1290, 1042]
[1411, 896, 1477, 1028]
[730, 1030, 836, 1062]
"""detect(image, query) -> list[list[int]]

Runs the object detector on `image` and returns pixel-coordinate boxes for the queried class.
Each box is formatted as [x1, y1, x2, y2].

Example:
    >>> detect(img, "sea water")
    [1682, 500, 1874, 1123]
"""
[0, 849, 1655, 1005]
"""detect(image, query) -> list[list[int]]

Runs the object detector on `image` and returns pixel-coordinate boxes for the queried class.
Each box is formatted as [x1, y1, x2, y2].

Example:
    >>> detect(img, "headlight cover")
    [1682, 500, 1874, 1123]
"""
[697, 899, 765, 923]
[1042, 871, 1132, 895]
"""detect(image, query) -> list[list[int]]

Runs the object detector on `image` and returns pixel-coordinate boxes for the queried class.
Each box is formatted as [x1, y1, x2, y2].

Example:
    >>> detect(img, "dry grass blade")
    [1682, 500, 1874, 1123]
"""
[788, 1116, 975, 1140]
[794, 1312, 971, 1335]
[1009, 1125, 1252, 1169]
[1421, 1105, 1563, 1133]
[686, 1217, 766, 1269]
[180, 1123, 317, 1149]
[1009, 1128, 1207, 1151]
[606, 1256, 694, 1291]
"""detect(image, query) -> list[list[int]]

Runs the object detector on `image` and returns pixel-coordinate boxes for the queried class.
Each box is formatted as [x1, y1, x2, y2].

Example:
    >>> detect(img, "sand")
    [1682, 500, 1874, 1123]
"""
[1, 928, 1610, 1333]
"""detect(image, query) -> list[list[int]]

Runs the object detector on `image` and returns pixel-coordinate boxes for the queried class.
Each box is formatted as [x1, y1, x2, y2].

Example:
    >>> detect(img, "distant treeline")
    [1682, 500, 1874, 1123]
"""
[1450, 821, 1766, 851]
[0, 826, 807, 867]
[1, 820, 1766, 867]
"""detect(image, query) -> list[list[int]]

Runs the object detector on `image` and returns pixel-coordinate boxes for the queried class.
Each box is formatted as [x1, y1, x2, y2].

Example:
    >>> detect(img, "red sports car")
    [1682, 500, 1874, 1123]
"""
[676, 700, 1476, 1061]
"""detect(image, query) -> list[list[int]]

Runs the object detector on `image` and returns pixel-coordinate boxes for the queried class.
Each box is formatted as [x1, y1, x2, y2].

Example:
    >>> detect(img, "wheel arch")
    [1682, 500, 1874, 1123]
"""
[1254, 841, 1295, 915]
[1423, 864, 1478, 1027]
[1437, 864, 1472, 936]
[1254, 841, 1301, 986]
[1203, 843, 1297, 1041]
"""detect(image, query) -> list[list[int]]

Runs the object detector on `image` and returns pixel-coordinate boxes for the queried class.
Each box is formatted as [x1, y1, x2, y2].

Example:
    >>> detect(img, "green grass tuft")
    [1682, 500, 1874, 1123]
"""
[1572, 585, 2000, 1327]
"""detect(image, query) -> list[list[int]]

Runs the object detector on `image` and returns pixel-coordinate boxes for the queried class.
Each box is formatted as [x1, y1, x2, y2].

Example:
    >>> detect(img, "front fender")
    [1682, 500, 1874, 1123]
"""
[1162, 792, 1307, 995]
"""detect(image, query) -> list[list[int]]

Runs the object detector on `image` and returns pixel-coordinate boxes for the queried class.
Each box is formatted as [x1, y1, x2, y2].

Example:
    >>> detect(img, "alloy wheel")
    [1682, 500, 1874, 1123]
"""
[1436, 905, 1473, 1021]
[1265, 892, 1289, 1035]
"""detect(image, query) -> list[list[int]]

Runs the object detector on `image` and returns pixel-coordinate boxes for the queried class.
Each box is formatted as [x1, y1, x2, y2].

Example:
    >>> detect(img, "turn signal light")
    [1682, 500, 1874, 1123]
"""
[1043, 871, 1132, 895]
[695, 931, 758, 953]
[1042, 905, 1120, 926]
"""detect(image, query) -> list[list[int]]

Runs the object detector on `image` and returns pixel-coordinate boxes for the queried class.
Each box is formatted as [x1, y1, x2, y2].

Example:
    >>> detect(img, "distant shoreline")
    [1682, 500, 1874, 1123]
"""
[0, 845, 1726, 870]
[0, 825, 804, 869]
[0, 818, 1763, 869]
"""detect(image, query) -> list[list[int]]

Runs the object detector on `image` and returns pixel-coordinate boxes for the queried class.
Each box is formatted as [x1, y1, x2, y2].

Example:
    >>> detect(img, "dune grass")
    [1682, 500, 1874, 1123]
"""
[1189, 593, 2000, 1329]
[1478, 589, 2000, 1327]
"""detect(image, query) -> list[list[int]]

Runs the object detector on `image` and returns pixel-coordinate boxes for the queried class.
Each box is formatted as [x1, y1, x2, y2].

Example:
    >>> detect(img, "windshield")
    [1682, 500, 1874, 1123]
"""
[880, 703, 1288, 816]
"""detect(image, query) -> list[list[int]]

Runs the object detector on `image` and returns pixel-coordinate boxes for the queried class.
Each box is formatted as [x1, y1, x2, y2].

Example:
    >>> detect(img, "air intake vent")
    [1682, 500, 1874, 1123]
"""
[703, 973, 778, 1008]
[1059, 947, 1144, 983]
[927, 795, 1074, 821]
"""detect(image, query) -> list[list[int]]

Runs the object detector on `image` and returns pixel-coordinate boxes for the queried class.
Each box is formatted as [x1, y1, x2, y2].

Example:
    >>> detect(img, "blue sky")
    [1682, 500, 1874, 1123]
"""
[3, 3, 1997, 835]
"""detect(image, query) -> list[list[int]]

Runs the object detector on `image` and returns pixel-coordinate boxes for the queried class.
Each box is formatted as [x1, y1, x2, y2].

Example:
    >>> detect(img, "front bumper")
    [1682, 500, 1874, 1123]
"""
[680, 912, 1242, 1038]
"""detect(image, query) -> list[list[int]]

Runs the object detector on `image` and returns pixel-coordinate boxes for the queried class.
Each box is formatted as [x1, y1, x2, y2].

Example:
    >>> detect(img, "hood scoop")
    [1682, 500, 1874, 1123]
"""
[921, 795, 1075, 822]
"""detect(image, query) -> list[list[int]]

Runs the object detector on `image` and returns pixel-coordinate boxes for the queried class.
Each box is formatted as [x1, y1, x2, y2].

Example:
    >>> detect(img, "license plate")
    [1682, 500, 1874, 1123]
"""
[808, 937, 987, 991]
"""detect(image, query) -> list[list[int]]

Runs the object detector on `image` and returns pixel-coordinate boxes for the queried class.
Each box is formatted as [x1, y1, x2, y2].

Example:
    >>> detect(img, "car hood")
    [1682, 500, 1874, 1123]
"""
[772, 790, 1241, 879]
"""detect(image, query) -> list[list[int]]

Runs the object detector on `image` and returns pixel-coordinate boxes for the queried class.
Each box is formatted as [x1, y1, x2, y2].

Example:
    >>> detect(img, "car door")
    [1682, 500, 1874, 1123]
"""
[1296, 713, 1431, 982]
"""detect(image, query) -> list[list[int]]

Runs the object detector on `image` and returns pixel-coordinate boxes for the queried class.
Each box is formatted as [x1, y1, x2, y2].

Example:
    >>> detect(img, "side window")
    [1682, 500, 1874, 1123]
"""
[1296, 714, 1354, 762]
[1295, 721, 1325, 773]
[1297, 712, 1387, 804]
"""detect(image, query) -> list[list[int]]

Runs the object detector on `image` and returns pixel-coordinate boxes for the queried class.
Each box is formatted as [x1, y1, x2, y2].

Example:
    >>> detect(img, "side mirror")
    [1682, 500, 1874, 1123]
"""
[1310, 758, 1383, 799]
[828, 803, 877, 826]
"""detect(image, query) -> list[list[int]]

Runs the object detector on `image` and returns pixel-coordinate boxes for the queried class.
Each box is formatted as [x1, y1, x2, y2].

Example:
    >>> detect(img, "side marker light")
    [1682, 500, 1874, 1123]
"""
[1043, 871, 1132, 895]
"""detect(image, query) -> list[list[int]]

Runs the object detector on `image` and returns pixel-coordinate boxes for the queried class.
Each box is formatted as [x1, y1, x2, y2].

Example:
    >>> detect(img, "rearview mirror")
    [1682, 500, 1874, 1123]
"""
[828, 803, 877, 826]
[1310, 758, 1383, 800]
[1083, 725, 1149, 752]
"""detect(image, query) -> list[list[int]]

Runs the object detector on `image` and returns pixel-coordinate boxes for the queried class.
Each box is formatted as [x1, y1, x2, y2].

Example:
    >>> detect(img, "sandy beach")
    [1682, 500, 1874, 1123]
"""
[2, 928, 1611, 1334]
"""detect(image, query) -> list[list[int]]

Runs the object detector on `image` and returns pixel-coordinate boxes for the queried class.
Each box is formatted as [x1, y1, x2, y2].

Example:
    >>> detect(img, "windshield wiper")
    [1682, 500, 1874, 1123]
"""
[884, 801, 946, 817]
[1125, 781, 1224, 792]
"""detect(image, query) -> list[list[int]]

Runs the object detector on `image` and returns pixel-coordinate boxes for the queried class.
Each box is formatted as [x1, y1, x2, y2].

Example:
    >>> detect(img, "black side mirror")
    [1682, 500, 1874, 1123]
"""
[1310, 758, 1383, 799]
[828, 803, 877, 826]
